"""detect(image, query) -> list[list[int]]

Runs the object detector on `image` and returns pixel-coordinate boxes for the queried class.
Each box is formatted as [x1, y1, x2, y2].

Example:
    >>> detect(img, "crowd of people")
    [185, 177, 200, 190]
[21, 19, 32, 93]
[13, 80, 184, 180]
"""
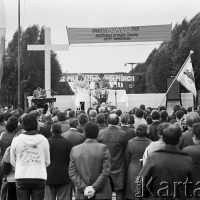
[0, 103, 200, 200]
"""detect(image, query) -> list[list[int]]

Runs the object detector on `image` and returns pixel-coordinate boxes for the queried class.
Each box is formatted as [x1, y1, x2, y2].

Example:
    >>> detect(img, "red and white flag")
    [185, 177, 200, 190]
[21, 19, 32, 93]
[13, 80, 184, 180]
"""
[0, 0, 6, 90]
[177, 55, 196, 97]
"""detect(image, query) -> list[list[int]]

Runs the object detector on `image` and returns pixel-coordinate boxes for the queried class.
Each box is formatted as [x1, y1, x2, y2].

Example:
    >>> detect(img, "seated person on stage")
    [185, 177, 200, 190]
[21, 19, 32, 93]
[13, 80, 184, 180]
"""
[33, 85, 48, 114]
[73, 73, 89, 93]
[94, 73, 110, 89]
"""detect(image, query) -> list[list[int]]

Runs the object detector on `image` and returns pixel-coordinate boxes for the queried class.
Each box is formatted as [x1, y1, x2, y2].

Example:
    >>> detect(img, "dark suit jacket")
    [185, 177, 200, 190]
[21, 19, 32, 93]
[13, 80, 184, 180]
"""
[183, 145, 200, 183]
[62, 128, 85, 146]
[149, 120, 161, 141]
[69, 139, 112, 199]
[98, 126, 127, 190]
[120, 125, 136, 143]
[178, 129, 194, 150]
[39, 123, 52, 138]
[47, 134, 73, 185]
[77, 124, 85, 133]
[98, 123, 107, 131]
[139, 145, 195, 200]
[58, 121, 70, 133]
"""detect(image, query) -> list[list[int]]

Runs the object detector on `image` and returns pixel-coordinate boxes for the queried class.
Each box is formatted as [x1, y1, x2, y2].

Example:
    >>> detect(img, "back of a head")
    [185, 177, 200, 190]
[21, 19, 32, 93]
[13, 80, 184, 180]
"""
[151, 110, 160, 120]
[87, 107, 94, 115]
[0, 113, 5, 123]
[157, 123, 171, 137]
[162, 124, 182, 145]
[22, 114, 38, 131]
[181, 107, 187, 115]
[29, 110, 40, 119]
[160, 110, 168, 122]
[121, 113, 129, 125]
[146, 116, 153, 125]
[158, 105, 166, 112]
[78, 113, 88, 124]
[140, 104, 146, 111]
[129, 114, 135, 124]
[29, 105, 37, 112]
[115, 109, 122, 117]
[69, 118, 78, 128]
[52, 108, 59, 117]
[11, 110, 20, 119]
[136, 124, 147, 137]
[57, 112, 67, 121]
[89, 110, 97, 119]
[175, 110, 184, 120]
[85, 122, 99, 139]
[96, 113, 105, 124]
[107, 114, 119, 125]
[173, 105, 181, 113]
[52, 123, 62, 134]
[6, 116, 18, 132]
[186, 112, 200, 128]
[192, 123, 200, 140]
[135, 108, 144, 118]
[17, 108, 23, 116]
[69, 110, 75, 118]
[132, 107, 138, 115]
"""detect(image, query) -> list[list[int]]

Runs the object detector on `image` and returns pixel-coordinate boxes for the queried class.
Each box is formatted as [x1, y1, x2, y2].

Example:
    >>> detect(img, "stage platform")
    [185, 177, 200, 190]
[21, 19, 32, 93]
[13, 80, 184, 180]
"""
[28, 93, 193, 114]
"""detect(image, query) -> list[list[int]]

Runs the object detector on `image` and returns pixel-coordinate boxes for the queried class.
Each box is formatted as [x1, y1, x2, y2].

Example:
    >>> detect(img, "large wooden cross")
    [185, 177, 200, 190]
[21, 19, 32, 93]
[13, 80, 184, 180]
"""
[27, 27, 69, 97]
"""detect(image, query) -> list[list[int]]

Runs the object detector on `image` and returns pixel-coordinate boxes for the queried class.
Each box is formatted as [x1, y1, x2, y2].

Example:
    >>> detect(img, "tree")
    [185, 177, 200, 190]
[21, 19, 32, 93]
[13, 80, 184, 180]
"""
[2, 24, 62, 101]
[133, 12, 200, 93]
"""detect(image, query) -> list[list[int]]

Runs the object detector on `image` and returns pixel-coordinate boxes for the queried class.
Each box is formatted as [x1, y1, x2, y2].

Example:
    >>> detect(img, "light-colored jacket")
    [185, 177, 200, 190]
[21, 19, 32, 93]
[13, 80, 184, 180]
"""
[10, 133, 50, 180]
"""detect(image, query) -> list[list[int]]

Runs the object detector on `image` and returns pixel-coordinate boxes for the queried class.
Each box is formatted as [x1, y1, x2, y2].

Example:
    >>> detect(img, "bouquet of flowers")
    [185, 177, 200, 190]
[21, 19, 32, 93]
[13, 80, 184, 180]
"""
[92, 89, 109, 107]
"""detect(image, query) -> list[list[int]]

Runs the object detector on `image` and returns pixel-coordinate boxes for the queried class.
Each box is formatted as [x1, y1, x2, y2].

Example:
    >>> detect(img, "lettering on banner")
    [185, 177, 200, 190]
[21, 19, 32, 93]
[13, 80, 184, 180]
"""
[92, 26, 139, 41]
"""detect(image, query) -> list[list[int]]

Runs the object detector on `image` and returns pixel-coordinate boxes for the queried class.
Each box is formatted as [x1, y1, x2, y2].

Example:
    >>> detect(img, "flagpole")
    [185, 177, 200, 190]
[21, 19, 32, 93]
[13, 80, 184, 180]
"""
[159, 50, 194, 106]
[18, 0, 21, 108]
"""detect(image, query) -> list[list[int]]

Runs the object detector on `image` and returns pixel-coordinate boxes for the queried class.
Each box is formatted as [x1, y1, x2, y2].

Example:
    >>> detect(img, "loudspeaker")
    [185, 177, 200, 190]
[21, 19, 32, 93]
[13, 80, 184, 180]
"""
[166, 77, 181, 100]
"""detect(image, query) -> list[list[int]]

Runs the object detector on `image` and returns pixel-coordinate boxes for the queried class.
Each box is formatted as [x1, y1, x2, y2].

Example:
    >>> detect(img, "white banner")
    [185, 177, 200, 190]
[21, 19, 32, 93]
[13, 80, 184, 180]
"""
[67, 24, 172, 44]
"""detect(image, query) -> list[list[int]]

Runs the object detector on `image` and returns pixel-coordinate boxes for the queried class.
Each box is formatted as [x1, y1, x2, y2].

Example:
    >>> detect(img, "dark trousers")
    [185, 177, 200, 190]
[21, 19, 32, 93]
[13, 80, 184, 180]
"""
[109, 177, 125, 200]
[45, 184, 72, 200]
[16, 183, 45, 200]
[7, 182, 17, 200]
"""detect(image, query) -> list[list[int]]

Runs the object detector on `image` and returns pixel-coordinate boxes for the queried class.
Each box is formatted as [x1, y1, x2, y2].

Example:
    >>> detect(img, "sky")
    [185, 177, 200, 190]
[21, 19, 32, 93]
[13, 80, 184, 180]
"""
[2, 0, 200, 74]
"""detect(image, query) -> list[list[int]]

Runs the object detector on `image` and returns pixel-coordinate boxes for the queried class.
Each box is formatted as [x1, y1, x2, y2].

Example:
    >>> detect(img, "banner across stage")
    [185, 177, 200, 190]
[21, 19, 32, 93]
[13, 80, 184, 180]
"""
[67, 24, 172, 44]
[75, 89, 127, 107]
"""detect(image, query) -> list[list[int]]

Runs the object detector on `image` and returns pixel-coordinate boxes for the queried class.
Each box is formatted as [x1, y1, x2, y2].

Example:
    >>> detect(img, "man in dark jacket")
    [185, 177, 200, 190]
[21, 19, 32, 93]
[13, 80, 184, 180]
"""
[45, 123, 73, 200]
[98, 114, 126, 200]
[120, 112, 136, 142]
[96, 113, 107, 131]
[148, 110, 161, 141]
[62, 118, 85, 146]
[69, 122, 112, 200]
[139, 124, 195, 200]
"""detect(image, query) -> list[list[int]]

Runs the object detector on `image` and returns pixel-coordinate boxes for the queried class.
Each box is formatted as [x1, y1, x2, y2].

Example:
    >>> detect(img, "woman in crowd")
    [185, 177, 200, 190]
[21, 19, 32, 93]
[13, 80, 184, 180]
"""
[125, 124, 151, 200]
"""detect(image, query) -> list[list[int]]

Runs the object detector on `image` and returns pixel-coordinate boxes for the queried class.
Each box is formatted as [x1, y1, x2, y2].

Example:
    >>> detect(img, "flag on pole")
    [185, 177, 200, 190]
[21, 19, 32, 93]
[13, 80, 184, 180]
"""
[0, 0, 6, 90]
[177, 55, 196, 97]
